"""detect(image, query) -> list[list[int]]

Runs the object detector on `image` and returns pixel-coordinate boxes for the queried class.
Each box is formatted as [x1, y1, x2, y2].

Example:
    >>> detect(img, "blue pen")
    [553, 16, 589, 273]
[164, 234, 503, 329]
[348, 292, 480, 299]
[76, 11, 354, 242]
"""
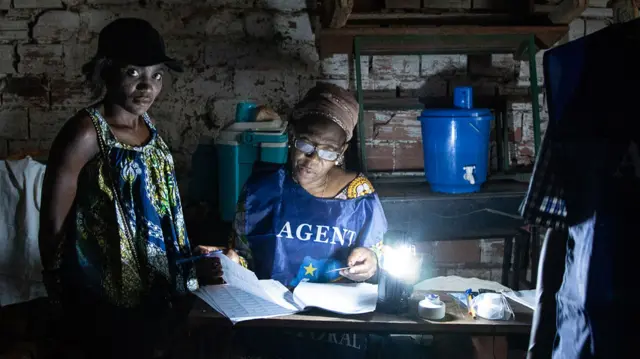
[176, 250, 223, 265]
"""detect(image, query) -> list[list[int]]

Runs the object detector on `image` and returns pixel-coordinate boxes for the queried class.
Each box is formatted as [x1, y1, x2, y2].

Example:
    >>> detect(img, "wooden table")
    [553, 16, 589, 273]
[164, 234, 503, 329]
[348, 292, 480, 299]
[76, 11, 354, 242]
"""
[188, 292, 533, 358]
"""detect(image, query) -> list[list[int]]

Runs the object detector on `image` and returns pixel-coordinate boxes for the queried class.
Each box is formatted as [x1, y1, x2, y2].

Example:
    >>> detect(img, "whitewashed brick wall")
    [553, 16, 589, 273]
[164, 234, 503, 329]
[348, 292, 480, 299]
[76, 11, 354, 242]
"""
[0, 1, 612, 279]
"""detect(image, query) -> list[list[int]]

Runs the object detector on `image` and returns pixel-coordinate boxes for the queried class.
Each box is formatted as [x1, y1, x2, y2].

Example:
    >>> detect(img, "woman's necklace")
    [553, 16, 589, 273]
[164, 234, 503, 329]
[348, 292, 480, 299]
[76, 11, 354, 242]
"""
[320, 173, 329, 198]
[297, 173, 329, 198]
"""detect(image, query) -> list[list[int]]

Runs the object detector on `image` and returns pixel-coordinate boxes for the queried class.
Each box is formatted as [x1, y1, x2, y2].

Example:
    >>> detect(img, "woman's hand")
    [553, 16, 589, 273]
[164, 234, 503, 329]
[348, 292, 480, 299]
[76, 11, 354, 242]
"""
[193, 246, 240, 285]
[340, 247, 377, 282]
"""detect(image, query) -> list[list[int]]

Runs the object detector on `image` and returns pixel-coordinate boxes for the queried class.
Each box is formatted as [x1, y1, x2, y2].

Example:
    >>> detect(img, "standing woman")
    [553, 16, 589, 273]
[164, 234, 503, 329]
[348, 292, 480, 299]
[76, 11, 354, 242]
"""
[39, 18, 199, 359]
[203, 83, 388, 358]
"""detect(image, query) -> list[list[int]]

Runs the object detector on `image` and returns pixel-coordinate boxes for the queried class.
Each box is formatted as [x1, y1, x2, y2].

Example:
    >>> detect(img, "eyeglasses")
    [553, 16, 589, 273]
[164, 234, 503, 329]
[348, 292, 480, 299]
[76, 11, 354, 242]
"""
[294, 139, 341, 161]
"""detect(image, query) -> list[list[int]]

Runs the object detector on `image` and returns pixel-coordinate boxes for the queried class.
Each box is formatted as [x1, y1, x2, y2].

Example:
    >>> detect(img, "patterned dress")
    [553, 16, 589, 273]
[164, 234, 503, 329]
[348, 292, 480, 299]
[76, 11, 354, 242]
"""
[62, 107, 198, 308]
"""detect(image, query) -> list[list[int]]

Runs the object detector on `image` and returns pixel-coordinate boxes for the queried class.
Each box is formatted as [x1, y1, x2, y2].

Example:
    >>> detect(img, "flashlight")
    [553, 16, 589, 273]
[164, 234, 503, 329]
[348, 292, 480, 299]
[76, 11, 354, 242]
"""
[380, 244, 421, 283]
[377, 231, 421, 314]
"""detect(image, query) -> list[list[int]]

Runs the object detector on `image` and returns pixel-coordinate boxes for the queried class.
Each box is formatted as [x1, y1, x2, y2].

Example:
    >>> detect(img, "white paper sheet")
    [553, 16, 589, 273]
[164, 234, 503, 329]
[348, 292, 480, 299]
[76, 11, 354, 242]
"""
[195, 253, 379, 323]
[195, 284, 297, 324]
[259, 279, 301, 311]
[502, 290, 536, 310]
[414, 275, 511, 292]
[292, 282, 378, 315]
[213, 252, 270, 300]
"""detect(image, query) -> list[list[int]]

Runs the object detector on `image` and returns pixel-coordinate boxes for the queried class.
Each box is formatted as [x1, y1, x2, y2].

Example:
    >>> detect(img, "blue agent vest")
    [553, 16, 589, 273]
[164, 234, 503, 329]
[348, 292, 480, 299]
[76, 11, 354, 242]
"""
[238, 165, 388, 359]
[241, 165, 387, 288]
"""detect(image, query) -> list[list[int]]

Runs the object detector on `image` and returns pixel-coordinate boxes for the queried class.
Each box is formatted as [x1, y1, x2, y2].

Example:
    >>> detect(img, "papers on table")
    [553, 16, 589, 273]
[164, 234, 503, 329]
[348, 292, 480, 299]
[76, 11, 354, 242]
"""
[502, 290, 536, 310]
[293, 281, 378, 315]
[193, 252, 378, 324]
[414, 276, 510, 293]
[195, 281, 300, 323]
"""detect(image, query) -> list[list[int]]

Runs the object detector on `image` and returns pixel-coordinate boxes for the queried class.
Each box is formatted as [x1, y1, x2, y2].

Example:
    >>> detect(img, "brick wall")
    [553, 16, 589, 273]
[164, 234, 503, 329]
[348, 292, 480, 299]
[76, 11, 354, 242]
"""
[0, 1, 612, 284]
[0, 0, 318, 170]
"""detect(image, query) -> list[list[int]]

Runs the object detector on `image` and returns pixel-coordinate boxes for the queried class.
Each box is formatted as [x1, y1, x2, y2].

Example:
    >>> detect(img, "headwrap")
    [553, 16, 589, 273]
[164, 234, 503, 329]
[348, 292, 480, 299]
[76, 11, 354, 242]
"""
[291, 82, 359, 141]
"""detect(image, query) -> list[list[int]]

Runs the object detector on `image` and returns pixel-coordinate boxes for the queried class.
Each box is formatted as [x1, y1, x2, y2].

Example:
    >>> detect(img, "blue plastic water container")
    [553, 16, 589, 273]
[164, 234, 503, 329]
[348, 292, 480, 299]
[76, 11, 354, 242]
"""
[418, 87, 493, 194]
[216, 121, 288, 221]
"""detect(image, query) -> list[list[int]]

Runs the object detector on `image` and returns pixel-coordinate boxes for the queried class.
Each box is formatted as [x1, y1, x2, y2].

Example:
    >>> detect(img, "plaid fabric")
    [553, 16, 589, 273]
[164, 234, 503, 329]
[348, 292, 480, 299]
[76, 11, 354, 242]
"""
[519, 129, 568, 231]
[520, 19, 640, 231]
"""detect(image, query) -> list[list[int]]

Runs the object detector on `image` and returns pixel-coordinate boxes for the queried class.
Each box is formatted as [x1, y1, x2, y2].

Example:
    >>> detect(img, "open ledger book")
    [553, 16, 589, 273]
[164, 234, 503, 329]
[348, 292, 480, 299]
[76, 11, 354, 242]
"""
[194, 253, 379, 324]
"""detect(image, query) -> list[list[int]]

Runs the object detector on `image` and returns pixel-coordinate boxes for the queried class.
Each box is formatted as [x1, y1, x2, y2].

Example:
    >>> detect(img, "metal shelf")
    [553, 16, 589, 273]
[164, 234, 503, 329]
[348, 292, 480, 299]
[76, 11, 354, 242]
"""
[373, 177, 529, 200]
[372, 177, 528, 241]
[315, 24, 568, 277]
[336, 27, 570, 175]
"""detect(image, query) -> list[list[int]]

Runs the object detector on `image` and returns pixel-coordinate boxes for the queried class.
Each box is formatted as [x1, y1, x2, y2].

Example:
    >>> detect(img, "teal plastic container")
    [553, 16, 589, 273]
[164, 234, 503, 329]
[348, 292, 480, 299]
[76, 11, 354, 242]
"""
[216, 121, 288, 222]
[235, 101, 257, 123]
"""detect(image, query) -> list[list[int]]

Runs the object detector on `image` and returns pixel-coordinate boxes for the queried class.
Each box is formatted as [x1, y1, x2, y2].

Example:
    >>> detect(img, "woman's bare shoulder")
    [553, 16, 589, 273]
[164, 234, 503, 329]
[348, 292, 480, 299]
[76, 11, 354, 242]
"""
[47, 110, 100, 167]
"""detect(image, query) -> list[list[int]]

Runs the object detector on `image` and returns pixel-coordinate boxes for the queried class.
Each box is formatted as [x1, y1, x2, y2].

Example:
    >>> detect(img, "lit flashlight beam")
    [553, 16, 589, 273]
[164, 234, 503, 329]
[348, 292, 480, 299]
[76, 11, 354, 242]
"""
[381, 245, 421, 283]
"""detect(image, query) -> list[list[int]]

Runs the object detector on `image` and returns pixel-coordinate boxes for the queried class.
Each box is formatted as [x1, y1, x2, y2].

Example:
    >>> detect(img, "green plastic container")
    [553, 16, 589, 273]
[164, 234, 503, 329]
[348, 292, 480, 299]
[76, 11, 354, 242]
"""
[216, 120, 288, 222]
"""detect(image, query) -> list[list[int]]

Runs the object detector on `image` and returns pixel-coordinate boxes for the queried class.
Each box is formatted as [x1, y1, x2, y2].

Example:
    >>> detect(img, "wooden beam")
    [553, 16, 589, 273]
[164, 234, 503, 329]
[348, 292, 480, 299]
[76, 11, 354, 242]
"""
[317, 25, 568, 58]
[548, 0, 588, 24]
[345, 13, 555, 27]
[534, 4, 556, 13]
[509, 0, 535, 17]
[385, 0, 421, 9]
[347, 12, 514, 22]
[321, 0, 355, 29]
[344, 13, 551, 27]
[322, 25, 568, 37]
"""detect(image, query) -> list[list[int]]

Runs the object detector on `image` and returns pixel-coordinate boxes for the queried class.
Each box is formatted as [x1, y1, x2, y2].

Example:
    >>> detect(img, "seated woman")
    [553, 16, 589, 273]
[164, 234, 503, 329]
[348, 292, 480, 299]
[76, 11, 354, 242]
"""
[201, 83, 388, 359]
[39, 18, 206, 359]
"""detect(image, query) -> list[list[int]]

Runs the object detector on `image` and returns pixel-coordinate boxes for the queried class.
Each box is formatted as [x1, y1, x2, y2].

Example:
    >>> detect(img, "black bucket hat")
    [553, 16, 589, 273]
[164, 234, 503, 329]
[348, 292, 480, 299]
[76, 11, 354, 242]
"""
[96, 18, 183, 72]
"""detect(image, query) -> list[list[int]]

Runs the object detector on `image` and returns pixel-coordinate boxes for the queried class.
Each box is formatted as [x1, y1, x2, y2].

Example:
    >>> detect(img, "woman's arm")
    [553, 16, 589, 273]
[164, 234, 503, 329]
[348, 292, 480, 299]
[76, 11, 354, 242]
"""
[343, 194, 387, 282]
[39, 116, 99, 296]
[196, 187, 253, 274]
[227, 188, 252, 269]
[527, 227, 568, 359]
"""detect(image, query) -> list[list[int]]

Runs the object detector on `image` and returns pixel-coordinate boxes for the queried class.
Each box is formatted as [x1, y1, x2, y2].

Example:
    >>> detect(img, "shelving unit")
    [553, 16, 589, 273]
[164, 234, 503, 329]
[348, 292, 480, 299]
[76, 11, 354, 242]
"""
[317, 25, 567, 175]
[317, 25, 567, 288]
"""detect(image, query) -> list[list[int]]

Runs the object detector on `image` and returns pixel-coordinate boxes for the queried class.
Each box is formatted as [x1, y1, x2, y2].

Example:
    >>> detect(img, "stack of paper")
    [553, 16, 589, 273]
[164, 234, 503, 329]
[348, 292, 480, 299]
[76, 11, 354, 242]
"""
[502, 290, 536, 310]
[194, 253, 379, 324]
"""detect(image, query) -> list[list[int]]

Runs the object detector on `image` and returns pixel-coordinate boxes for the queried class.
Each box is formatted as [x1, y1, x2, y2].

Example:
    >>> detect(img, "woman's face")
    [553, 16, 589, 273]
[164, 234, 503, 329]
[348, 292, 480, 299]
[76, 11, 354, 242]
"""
[105, 64, 165, 116]
[291, 116, 348, 185]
